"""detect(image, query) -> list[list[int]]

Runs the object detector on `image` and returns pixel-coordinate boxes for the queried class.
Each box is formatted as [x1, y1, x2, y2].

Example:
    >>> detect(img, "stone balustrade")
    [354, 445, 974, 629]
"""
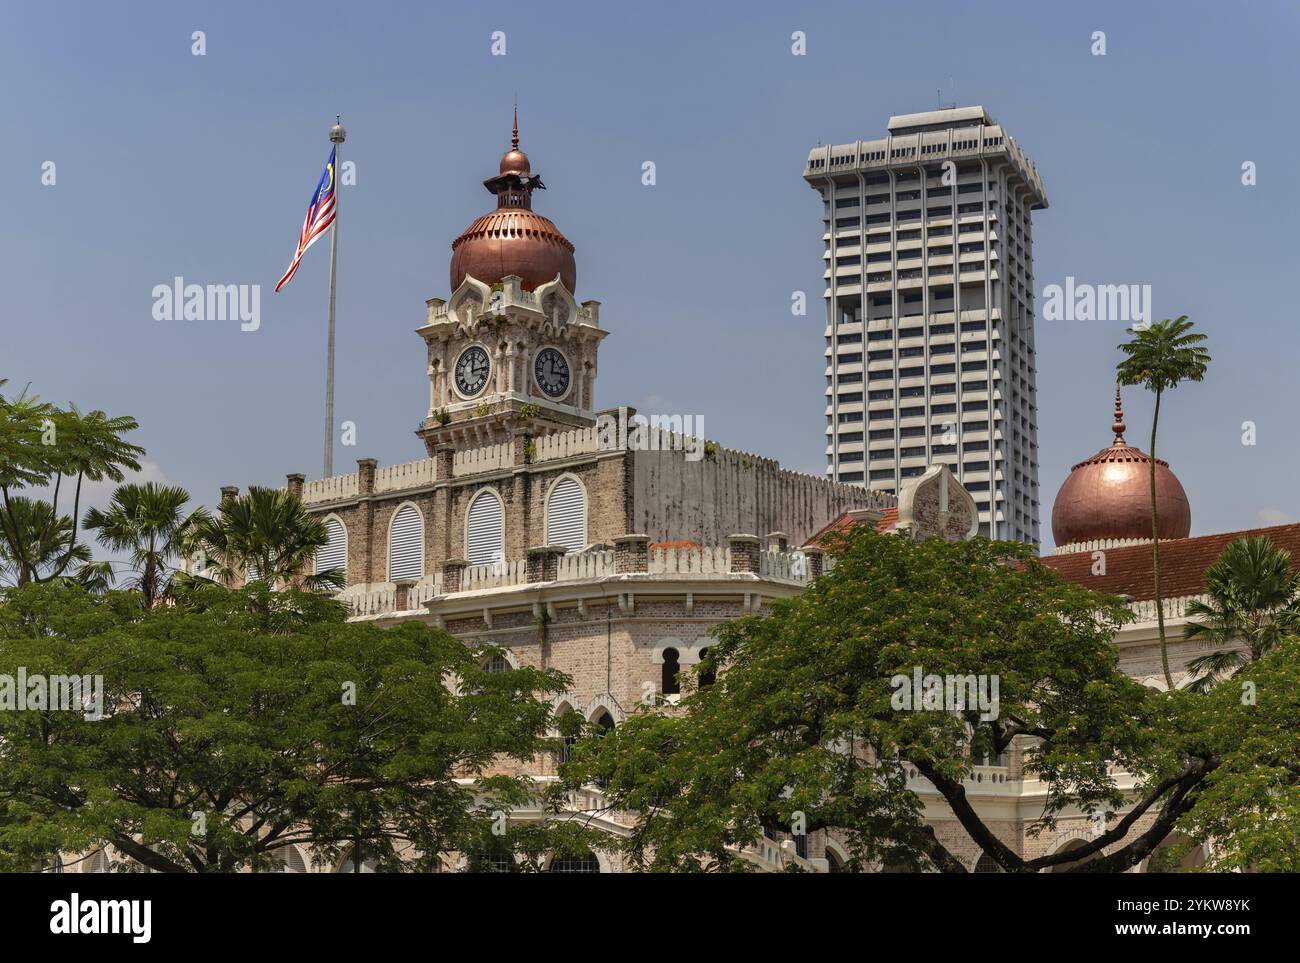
[336, 542, 828, 619]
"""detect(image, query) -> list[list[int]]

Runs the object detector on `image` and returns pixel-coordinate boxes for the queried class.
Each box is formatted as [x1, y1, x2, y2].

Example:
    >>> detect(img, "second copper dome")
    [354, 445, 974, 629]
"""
[1051, 388, 1191, 548]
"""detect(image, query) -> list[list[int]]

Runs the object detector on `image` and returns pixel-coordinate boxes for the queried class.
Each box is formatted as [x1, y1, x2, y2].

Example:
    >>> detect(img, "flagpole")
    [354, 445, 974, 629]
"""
[325, 116, 346, 478]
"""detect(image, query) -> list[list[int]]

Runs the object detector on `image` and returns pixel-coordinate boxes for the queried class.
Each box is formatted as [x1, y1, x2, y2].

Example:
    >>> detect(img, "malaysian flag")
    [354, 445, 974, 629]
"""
[275, 145, 337, 292]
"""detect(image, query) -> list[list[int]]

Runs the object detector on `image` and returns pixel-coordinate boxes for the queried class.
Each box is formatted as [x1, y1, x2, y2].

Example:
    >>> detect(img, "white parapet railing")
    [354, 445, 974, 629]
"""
[338, 576, 443, 617]
[534, 426, 603, 463]
[339, 544, 834, 618]
[1128, 594, 1209, 624]
[556, 549, 615, 580]
[462, 559, 528, 592]
[738, 835, 822, 873]
[375, 458, 436, 493]
[409, 578, 444, 609]
[453, 442, 513, 477]
[303, 472, 359, 505]
[339, 584, 394, 617]
[649, 545, 730, 576]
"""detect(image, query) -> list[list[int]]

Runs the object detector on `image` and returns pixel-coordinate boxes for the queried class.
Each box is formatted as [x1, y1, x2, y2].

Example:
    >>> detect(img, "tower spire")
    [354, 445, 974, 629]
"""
[1111, 383, 1127, 445]
[512, 103, 519, 150]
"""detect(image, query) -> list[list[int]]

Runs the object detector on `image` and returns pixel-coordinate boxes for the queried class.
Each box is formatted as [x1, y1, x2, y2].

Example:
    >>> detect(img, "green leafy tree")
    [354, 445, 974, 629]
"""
[186, 486, 343, 591]
[0, 381, 143, 584]
[83, 482, 199, 608]
[1117, 317, 1211, 689]
[1176, 637, 1300, 872]
[1183, 536, 1300, 692]
[0, 581, 579, 872]
[559, 529, 1255, 873]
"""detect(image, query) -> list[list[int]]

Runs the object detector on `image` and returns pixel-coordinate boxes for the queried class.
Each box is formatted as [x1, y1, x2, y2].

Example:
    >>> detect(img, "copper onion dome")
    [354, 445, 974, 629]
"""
[1051, 386, 1191, 547]
[449, 110, 577, 294]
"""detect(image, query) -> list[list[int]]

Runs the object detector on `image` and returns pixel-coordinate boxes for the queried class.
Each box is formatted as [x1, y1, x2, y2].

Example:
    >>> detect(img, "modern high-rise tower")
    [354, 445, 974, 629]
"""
[804, 107, 1048, 543]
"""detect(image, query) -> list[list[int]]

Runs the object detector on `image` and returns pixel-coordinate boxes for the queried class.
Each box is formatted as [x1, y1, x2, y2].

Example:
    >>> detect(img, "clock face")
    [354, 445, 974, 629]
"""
[534, 347, 571, 399]
[455, 345, 491, 397]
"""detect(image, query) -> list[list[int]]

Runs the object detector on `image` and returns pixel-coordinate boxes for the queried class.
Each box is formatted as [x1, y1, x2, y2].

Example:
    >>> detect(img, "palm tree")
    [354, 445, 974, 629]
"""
[186, 486, 344, 591]
[0, 496, 92, 585]
[1183, 536, 1300, 692]
[1117, 317, 1211, 689]
[83, 482, 198, 608]
[0, 390, 143, 584]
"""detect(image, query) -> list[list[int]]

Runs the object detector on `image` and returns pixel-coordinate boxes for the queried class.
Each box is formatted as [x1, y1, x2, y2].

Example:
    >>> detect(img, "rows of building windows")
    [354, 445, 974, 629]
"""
[301, 475, 590, 585]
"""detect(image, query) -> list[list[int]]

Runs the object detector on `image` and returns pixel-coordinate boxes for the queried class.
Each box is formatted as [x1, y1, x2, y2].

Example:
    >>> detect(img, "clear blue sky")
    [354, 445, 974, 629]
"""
[3, 0, 1298, 551]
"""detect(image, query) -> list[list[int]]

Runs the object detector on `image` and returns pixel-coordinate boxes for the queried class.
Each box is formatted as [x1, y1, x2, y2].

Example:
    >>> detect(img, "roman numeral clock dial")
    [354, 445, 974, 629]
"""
[534, 347, 571, 399]
[455, 345, 491, 397]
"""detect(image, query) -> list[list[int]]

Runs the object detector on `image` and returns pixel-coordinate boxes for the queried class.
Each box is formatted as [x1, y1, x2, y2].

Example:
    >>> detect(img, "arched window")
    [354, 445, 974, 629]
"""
[973, 853, 1002, 873]
[826, 848, 846, 873]
[545, 476, 586, 552]
[697, 647, 716, 688]
[84, 849, 110, 874]
[661, 647, 681, 696]
[467, 848, 518, 873]
[336, 850, 378, 873]
[316, 517, 347, 578]
[483, 654, 512, 674]
[388, 504, 424, 580]
[1046, 838, 1098, 872]
[466, 490, 504, 566]
[271, 845, 309, 873]
[547, 851, 601, 873]
[591, 710, 614, 789]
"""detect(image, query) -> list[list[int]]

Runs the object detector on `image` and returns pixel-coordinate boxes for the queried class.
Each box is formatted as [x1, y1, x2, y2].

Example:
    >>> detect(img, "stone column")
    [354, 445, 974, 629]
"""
[511, 429, 534, 466]
[527, 545, 566, 583]
[285, 473, 305, 499]
[801, 546, 825, 578]
[356, 458, 377, 583]
[613, 534, 649, 574]
[394, 578, 417, 611]
[432, 444, 456, 567]
[434, 444, 456, 481]
[357, 458, 378, 495]
[766, 531, 789, 553]
[728, 534, 761, 573]
[220, 486, 239, 507]
[442, 559, 468, 594]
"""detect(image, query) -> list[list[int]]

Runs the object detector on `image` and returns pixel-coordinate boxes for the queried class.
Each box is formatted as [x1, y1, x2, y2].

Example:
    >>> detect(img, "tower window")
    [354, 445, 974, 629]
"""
[388, 504, 423, 580]
[316, 517, 347, 578]
[545, 476, 586, 553]
[466, 490, 504, 566]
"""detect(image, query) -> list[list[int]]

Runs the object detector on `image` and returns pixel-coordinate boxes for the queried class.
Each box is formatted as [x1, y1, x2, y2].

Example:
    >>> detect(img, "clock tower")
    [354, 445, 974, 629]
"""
[416, 113, 607, 454]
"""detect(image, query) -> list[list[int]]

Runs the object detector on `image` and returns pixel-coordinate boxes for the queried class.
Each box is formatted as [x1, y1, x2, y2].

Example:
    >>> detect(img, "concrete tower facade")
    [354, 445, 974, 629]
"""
[804, 107, 1048, 543]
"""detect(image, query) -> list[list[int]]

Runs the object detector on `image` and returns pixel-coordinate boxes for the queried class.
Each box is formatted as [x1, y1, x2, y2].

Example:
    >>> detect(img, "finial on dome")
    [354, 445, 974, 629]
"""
[512, 103, 519, 150]
[1111, 383, 1126, 444]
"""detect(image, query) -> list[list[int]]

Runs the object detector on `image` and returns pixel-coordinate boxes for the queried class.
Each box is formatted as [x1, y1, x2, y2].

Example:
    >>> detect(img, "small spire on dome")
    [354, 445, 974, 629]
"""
[1111, 383, 1127, 444]
[512, 103, 519, 150]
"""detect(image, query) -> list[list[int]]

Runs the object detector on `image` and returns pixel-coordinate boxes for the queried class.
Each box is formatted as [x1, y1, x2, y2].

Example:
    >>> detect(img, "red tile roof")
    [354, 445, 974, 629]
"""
[805, 508, 899, 547]
[1040, 522, 1300, 601]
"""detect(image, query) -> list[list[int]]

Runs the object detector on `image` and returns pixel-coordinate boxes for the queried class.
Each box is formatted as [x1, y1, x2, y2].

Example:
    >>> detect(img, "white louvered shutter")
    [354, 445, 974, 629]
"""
[316, 518, 347, 576]
[388, 505, 423, 580]
[466, 491, 504, 566]
[245, 559, 260, 582]
[546, 477, 585, 552]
